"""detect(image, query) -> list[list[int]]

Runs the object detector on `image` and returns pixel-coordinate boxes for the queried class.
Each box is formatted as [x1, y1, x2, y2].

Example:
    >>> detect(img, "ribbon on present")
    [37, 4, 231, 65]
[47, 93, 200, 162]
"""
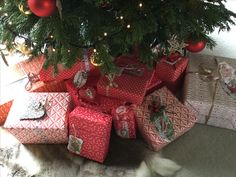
[105, 73, 118, 96]
[25, 72, 40, 91]
[67, 124, 83, 155]
[187, 57, 236, 124]
[148, 93, 174, 142]
[117, 63, 144, 77]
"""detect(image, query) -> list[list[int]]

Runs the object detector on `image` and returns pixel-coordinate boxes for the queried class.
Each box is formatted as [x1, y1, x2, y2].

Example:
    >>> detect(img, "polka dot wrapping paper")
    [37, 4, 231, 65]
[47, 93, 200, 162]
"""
[68, 106, 112, 163]
[97, 56, 154, 105]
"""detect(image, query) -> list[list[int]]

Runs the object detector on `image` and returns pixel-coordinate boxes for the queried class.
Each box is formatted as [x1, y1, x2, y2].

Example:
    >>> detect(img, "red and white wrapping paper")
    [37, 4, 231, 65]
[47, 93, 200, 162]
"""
[155, 56, 188, 82]
[97, 56, 154, 105]
[135, 87, 196, 151]
[69, 106, 112, 163]
[111, 104, 136, 139]
[3, 92, 71, 144]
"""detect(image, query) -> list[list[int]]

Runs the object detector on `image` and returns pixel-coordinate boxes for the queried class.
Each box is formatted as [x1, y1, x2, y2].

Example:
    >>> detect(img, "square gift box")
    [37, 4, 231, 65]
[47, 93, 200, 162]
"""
[135, 87, 196, 151]
[183, 54, 236, 130]
[68, 106, 112, 163]
[3, 92, 71, 144]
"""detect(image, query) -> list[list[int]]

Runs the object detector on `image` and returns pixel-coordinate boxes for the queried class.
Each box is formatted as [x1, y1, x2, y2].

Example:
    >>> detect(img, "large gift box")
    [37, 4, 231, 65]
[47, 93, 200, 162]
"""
[68, 106, 112, 163]
[97, 56, 154, 105]
[3, 92, 71, 144]
[183, 54, 236, 130]
[135, 87, 196, 151]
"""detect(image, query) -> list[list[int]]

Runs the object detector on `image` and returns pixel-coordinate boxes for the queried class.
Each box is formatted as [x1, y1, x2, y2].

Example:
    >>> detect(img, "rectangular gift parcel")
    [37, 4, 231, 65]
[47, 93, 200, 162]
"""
[97, 56, 154, 105]
[183, 54, 236, 130]
[68, 106, 112, 163]
[3, 92, 71, 144]
[135, 87, 196, 151]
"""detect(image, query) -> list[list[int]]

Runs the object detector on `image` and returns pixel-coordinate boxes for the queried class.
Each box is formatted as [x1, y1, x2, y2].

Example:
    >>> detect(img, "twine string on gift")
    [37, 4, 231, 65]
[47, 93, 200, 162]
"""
[25, 72, 40, 91]
[187, 57, 220, 124]
[105, 73, 118, 96]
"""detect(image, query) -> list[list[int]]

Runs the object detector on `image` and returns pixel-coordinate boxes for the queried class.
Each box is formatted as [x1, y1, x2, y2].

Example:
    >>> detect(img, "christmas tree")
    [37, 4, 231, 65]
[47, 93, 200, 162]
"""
[0, 0, 236, 73]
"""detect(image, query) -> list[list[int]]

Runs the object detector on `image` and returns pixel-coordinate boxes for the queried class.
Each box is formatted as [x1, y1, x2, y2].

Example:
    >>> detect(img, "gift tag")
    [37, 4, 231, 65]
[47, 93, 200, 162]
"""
[67, 135, 83, 155]
[20, 99, 46, 120]
[73, 71, 88, 88]
[79, 87, 96, 101]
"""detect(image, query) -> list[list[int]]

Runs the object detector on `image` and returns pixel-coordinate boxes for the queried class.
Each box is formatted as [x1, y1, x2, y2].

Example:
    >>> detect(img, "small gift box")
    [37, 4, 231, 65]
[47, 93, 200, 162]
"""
[68, 106, 112, 163]
[97, 56, 154, 105]
[135, 87, 196, 151]
[155, 55, 188, 82]
[3, 92, 71, 144]
[183, 54, 236, 130]
[111, 104, 136, 139]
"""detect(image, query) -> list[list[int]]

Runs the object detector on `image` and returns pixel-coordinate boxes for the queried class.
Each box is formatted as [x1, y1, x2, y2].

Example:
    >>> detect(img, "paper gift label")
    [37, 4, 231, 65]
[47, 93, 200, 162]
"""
[73, 71, 88, 88]
[67, 135, 83, 155]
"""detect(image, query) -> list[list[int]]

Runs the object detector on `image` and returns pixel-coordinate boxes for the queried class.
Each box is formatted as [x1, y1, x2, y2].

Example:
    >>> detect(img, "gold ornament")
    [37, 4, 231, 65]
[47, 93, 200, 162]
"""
[18, 4, 32, 15]
[15, 44, 32, 56]
[90, 54, 103, 67]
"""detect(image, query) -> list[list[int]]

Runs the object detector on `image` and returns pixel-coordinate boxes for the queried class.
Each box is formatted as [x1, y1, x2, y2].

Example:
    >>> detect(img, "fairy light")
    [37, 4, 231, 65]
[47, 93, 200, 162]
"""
[67, 49, 71, 52]
[8, 21, 12, 25]
[50, 35, 54, 39]
[93, 48, 97, 53]
[127, 24, 131, 29]
[4, 13, 8, 17]
[52, 48, 56, 52]
[120, 16, 124, 20]
[0, 7, 2, 11]
[139, 3, 143, 8]
[104, 32, 107, 36]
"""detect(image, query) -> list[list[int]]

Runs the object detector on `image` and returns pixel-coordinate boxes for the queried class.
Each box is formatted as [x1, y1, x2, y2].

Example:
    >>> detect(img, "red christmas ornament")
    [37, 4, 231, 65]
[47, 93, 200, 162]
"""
[186, 41, 206, 53]
[28, 0, 56, 17]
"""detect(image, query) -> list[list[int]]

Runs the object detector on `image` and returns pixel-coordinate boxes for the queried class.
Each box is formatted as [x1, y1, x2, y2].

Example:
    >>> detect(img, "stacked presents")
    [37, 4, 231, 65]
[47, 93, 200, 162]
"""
[5, 50, 236, 163]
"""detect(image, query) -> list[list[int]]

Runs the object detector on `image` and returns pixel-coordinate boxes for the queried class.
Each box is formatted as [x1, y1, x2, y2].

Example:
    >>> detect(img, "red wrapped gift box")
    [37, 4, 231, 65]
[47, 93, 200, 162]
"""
[39, 50, 98, 82]
[3, 92, 71, 144]
[111, 105, 136, 139]
[135, 87, 196, 151]
[97, 56, 154, 105]
[155, 56, 188, 82]
[68, 106, 112, 163]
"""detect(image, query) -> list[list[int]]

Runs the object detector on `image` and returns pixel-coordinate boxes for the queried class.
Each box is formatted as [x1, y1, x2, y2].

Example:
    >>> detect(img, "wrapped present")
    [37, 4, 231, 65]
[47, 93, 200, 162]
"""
[111, 104, 136, 139]
[39, 49, 98, 82]
[135, 87, 196, 151]
[155, 55, 188, 82]
[0, 101, 13, 126]
[68, 106, 112, 163]
[3, 92, 71, 144]
[146, 71, 163, 94]
[97, 56, 154, 104]
[183, 54, 236, 130]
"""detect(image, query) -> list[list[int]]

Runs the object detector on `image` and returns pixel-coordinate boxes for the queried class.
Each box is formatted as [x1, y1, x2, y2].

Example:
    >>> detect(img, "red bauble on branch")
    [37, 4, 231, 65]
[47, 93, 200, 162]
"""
[186, 41, 206, 53]
[28, 0, 56, 17]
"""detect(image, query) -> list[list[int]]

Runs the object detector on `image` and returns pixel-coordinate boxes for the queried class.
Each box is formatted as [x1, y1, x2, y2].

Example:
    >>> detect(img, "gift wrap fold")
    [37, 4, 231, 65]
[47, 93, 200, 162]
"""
[183, 54, 236, 130]
[3, 92, 71, 144]
[69, 106, 112, 163]
[135, 87, 196, 151]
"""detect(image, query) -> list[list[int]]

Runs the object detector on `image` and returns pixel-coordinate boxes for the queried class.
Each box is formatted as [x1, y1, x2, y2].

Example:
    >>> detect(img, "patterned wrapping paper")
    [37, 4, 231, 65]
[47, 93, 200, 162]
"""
[0, 101, 13, 126]
[135, 87, 196, 151]
[111, 105, 136, 139]
[97, 56, 154, 105]
[69, 106, 112, 163]
[146, 70, 163, 94]
[0, 80, 67, 126]
[39, 50, 98, 82]
[3, 92, 71, 144]
[155, 56, 189, 82]
[183, 54, 236, 130]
